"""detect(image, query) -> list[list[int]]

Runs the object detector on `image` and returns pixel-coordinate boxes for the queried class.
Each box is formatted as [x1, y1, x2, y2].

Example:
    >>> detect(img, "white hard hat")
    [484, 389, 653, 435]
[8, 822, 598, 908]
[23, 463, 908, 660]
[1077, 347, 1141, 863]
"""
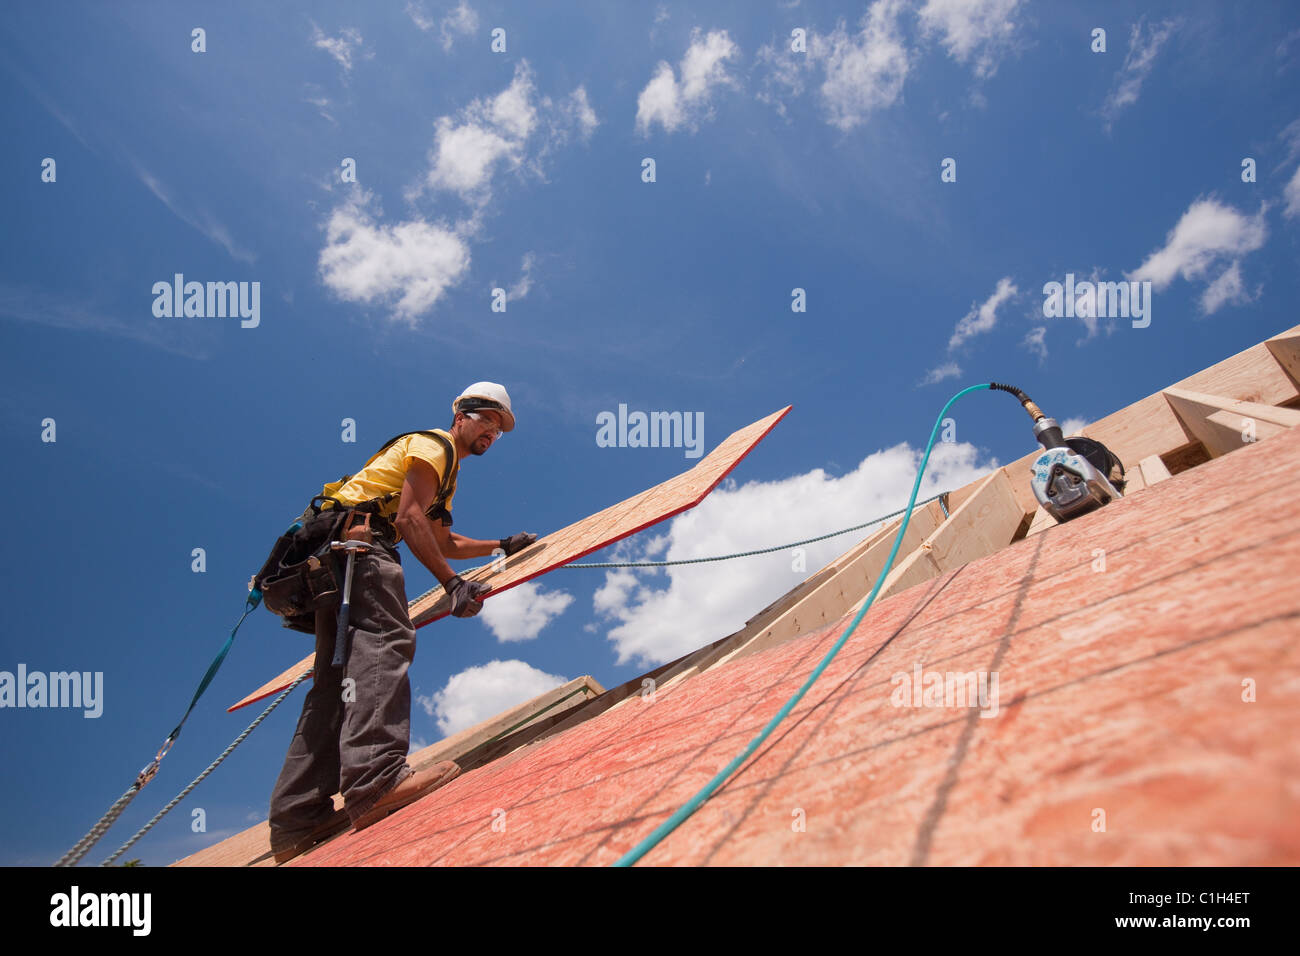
[453, 382, 515, 432]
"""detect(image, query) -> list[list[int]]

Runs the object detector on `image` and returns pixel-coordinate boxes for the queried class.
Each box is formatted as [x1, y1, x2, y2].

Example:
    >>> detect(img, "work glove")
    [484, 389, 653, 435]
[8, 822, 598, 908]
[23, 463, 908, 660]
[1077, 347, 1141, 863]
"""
[444, 575, 491, 617]
[499, 532, 538, 557]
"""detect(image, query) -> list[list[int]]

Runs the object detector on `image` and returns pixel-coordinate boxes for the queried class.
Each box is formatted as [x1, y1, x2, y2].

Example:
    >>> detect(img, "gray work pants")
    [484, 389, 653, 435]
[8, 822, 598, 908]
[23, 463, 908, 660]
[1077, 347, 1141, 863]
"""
[268, 543, 416, 843]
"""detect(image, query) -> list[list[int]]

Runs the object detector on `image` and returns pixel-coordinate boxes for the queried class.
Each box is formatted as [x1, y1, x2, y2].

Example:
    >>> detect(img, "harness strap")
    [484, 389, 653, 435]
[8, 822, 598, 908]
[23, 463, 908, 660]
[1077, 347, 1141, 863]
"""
[318, 430, 459, 518]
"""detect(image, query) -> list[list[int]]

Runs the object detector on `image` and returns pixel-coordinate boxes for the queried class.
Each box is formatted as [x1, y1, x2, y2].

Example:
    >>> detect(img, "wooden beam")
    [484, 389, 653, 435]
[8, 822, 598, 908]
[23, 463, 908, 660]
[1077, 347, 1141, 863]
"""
[1138, 454, 1172, 486]
[1163, 387, 1300, 458]
[708, 500, 949, 669]
[872, 469, 1024, 602]
[1024, 506, 1056, 538]
[408, 676, 604, 770]
[944, 325, 1300, 518]
[1264, 328, 1300, 389]
[626, 515, 922, 698]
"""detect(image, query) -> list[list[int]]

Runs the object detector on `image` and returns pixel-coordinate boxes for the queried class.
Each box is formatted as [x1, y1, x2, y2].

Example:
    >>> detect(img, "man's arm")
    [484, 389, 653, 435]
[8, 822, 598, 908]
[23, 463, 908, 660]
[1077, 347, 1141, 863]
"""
[444, 532, 502, 560]
[393, 458, 498, 585]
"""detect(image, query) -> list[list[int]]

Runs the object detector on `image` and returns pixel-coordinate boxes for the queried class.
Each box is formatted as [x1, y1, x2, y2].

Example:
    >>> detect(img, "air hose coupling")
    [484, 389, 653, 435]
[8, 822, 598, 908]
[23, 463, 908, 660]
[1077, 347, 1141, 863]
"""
[989, 382, 1065, 450]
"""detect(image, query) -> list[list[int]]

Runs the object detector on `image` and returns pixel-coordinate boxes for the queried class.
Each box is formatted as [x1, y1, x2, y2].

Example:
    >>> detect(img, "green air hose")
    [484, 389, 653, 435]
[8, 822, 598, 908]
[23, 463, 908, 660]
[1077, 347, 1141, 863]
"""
[613, 383, 993, 866]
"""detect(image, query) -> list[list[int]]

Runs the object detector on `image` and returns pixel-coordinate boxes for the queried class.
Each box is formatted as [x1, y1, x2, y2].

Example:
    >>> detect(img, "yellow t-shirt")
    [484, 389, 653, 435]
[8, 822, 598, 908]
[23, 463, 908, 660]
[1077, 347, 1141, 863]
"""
[330, 431, 458, 521]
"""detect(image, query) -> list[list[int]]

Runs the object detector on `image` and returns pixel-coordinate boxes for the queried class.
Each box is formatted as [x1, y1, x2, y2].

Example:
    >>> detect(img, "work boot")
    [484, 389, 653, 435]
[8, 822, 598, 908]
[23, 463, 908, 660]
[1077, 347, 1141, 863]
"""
[350, 760, 461, 832]
[269, 811, 352, 864]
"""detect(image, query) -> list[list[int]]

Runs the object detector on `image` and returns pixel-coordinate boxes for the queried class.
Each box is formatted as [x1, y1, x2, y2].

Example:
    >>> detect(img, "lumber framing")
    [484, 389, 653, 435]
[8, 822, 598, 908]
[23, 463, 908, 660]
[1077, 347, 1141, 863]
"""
[706, 499, 949, 671]
[946, 325, 1300, 519]
[1163, 386, 1300, 457]
[657, 323, 1300, 693]
[873, 469, 1024, 602]
[1137, 454, 1172, 486]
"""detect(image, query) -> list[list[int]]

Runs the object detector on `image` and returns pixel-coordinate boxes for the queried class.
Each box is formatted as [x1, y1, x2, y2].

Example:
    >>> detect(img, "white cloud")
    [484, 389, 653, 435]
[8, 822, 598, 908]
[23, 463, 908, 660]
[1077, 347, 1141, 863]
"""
[1279, 118, 1300, 168]
[919, 361, 962, 386]
[507, 251, 537, 300]
[947, 276, 1018, 351]
[317, 189, 471, 323]
[406, 1, 478, 50]
[1127, 197, 1267, 314]
[1284, 164, 1300, 220]
[1059, 417, 1088, 436]
[0, 282, 214, 360]
[423, 64, 593, 205]
[480, 580, 573, 641]
[419, 659, 569, 736]
[1060, 266, 1106, 340]
[816, 0, 910, 131]
[1102, 18, 1176, 129]
[311, 25, 367, 74]
[592, 441, 998, 668]
[317, 65, 593, 319]
[303, 85, 336, 125]
[132, 163, 254, 263]
[755, 33, 821, 119]
[441, 0, 480, 50]
[636, 29, 739, 134]
[427, 121, 516, 197]
[1022, 325, 1047, 362]
[1199, 261, 1254, 314]
[918, 0, 1023, 79]
[566, 86, 600, 140]
[426, 65, 537, 203]
[636, 64, 682, 133]
[406, 2, 436, 32]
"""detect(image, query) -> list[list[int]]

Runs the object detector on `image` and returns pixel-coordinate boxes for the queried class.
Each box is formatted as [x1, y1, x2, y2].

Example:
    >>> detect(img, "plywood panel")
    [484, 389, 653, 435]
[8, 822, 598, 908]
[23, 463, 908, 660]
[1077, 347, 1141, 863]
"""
[230, 407, 790, 711]
[285, 425, 1300, 868]
[181, 677, 603, 865]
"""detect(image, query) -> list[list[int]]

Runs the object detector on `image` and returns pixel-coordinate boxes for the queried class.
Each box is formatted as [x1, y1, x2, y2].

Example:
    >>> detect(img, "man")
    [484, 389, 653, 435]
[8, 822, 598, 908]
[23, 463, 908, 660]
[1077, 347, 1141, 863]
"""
[267, 382, 536, 862]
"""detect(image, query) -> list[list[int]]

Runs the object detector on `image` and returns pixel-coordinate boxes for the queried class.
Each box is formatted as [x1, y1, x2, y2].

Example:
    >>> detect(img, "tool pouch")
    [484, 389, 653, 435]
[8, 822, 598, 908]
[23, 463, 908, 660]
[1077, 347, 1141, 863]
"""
[253, 499, 351, 633]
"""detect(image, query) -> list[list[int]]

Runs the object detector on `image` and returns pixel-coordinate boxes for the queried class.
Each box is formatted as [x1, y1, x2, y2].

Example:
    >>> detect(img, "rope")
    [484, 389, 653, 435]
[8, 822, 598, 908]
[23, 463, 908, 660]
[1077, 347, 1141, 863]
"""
[614, 383, 992, 866]
[99, 670, 314, 866]
[54, 592, 264, 867]
[53, 785, 141, 868]
[561, 492, 950, 568]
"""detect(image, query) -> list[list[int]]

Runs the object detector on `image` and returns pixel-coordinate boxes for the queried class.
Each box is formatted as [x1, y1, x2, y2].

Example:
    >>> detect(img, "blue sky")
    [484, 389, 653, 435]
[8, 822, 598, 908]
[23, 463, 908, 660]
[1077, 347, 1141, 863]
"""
[2, 0, 1298, 866]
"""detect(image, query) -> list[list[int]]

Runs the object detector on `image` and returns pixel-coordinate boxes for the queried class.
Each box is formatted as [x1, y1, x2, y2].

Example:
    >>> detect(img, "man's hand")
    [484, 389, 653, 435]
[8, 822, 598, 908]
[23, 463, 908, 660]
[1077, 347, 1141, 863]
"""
[445, 575, 492, 617]
[499, 532, 537, 557]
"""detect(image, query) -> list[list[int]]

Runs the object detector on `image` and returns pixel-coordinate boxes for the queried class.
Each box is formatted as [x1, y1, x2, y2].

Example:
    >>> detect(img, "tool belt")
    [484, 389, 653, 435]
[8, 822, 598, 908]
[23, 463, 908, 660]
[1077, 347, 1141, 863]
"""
[253, 496, 397, 634]
[254, 430, 454, 634]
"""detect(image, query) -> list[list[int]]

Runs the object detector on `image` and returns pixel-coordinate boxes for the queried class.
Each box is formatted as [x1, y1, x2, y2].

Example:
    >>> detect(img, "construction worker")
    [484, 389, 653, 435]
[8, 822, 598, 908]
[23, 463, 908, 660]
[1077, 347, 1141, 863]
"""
[267, 383, 536, 862]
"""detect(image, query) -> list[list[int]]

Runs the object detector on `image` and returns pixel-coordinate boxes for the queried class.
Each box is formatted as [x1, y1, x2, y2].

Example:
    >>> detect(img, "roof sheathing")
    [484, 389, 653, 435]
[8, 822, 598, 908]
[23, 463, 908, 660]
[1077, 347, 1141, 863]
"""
[293, 423, 1300, 866]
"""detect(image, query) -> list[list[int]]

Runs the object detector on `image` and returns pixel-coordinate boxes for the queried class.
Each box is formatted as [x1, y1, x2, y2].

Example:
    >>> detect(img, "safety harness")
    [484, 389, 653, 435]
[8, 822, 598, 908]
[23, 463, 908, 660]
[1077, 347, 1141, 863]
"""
[253, 430, 459, 633]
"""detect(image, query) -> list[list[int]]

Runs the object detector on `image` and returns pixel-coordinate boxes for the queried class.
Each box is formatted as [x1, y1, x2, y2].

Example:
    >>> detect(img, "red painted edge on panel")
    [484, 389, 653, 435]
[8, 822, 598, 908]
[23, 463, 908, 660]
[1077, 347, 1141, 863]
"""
[410, 404, 792, 626]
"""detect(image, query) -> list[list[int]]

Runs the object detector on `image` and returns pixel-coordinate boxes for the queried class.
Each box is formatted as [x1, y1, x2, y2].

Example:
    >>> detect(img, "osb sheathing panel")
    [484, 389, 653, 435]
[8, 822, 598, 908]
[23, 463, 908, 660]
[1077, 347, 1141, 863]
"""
[410, 405, 793, 625]
[288, 424, 1300, 866]
[177, 677, 604, 866]
[229, 407, 790, 711]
